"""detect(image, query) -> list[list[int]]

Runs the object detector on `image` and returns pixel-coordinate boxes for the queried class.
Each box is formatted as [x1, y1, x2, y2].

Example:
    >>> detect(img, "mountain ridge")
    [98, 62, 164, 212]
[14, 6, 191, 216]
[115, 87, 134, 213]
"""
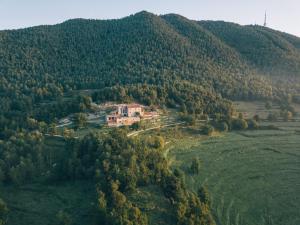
[0, 11, 299, 109]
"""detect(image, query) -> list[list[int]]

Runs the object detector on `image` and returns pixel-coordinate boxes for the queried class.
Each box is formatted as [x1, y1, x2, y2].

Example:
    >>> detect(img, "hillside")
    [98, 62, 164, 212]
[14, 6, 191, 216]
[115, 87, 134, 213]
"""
[0, 11, 300, 135]
[1, 11, 300, 225]
[199, 20, 300, 76]
[2, 11, 298, 97]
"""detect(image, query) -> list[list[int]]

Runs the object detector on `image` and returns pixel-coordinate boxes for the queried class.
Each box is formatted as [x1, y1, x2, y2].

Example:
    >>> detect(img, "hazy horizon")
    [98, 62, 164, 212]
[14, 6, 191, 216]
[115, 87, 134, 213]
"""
[1, 0, 300, 37]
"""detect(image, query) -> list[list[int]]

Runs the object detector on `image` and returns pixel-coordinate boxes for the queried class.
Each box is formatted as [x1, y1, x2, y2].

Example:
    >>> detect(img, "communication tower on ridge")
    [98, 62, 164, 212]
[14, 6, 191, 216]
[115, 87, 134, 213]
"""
[264, 11, 267, 27]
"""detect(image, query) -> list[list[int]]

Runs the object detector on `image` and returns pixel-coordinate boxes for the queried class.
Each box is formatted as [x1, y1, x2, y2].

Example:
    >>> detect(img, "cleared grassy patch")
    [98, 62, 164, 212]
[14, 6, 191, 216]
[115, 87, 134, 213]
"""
[169, 127, 300, 225]
[129, 185, 176, 225]
[0, 181, 99, 225]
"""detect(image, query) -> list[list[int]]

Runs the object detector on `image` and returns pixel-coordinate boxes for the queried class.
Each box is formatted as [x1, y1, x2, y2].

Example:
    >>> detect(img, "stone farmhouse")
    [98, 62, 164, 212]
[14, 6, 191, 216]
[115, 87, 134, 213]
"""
[106, 103, 158, 127]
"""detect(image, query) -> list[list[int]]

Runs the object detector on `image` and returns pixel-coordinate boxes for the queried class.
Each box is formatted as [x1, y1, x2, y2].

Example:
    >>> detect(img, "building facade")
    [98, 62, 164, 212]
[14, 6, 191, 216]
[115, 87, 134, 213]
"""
[106, 104, 144, 127]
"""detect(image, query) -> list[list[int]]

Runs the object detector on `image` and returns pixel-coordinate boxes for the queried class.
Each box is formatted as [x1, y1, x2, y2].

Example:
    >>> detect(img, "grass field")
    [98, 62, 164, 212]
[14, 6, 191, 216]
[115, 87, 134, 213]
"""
[169, 123, 300, 225]
[0, 181, 98, 225]
[129, 185, 176, 225]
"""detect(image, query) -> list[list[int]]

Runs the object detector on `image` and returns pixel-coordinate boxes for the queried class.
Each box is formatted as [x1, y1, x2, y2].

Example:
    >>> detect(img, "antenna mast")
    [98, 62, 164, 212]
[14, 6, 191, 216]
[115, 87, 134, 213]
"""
[264, 11, 267, 27]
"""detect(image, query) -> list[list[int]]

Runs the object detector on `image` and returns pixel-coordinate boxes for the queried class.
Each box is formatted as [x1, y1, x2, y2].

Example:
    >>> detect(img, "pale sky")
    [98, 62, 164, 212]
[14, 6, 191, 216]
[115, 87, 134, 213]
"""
[0, 0, 299, 37]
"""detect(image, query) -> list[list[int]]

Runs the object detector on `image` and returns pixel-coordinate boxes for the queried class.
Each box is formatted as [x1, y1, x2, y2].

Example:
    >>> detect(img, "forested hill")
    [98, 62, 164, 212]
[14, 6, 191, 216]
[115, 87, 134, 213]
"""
[0, 11, 251, 91]
[1, 11, 300, 225]
[1, 11, 300, 129]
[199, 20, 300, 76]
[1, 11, 300, 94]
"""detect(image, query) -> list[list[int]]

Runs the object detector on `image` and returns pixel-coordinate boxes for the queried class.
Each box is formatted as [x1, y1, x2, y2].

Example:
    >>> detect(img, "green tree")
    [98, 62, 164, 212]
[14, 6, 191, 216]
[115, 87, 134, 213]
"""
[0, 199, 8, 225]
[190, 158, 201, 174]
[265, 101, 272, 110]
[202, 125, 214, 136]
[247, 119, 259, 129]
[253, 114, 260, 122]
[130, 122, 141, 130]
[231, 119, 248, 130]
[218, 122, 229, 132]
[57, 210, 72, 225]
[198, 186, 210, 205]
[73, 113, 87, 129]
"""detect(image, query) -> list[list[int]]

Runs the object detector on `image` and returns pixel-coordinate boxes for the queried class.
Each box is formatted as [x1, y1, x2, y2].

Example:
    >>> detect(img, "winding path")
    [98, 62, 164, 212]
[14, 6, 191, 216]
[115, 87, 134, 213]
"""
[127, 122, 185, 137]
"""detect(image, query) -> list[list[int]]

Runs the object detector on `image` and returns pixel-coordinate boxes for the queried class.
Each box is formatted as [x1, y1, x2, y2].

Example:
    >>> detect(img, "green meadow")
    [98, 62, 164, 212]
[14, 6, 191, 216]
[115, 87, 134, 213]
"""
[0, 181, 98, 225]
[169, 125, 300, 225]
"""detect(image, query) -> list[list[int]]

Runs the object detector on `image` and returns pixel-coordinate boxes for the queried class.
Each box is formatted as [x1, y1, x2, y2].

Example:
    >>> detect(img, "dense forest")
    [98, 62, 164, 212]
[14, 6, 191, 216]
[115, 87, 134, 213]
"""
[1, 11, 300, 136]
[1, 11, 300, 225]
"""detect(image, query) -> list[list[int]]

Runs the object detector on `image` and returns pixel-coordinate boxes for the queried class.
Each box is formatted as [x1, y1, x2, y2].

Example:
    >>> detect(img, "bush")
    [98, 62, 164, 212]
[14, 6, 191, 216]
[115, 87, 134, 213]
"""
[231, 118, 248, 130]
[190, 158, 201, 174]
[130, 122, 141, 130]
[198, 186, 210, 204]
[202, 125, 214, 136]
[253, 114, 260, 122]
[218, 121, 229, 132]
[265, 101, 272, 110]
[180, 114, 196, 126]
[247, 119, 259, 129]
[0, 199, 8, 225]
[56, 210, 73, 225]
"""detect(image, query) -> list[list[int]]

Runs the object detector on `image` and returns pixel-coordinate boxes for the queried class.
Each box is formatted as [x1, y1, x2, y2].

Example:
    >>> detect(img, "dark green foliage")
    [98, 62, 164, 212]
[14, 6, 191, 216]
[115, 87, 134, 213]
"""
[0, 11, 299, 142]
[253, 114, 260, 122]
[0, 11, 299, 225]
[173, 168, 185, 184]
[265, 101, 272, 110]
[202, 125, 215, 136]
[179, 114, 196, 126]
[218, 122, 229, 132]
[230, 118, 248, 130]
[65, 130, 215, 225]
[92, 83, 234, 117]
[198, 186, 210, 205]
[0, 131, 46, 185]
[211, 120, 229, 132]
[56, 210, 72, 225]
[190, 158, 201, 174]
[1, 128, 215, 225]
[130, 122, 141, 131]
[247, 119, 259, 130]
[199, 20, 300, 77]
[0, 199, 8, 225]
[73, 113, 87, 129]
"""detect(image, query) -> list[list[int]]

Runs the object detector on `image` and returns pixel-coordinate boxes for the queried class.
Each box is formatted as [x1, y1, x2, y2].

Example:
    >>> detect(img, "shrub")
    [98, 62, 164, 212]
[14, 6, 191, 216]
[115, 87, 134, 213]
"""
[190, 158, 201, 174]
[130, 122, 141, 130]
[202, 125, 214, 136]
[218, 121, 229, 132]
[231, 118, 248, 130]
[247, 119, 259, 129]
[0, 199, 8, 225]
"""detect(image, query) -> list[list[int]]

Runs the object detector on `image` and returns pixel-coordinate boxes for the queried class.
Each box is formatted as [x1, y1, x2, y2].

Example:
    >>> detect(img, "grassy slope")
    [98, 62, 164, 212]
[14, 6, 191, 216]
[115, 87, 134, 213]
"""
[129, 186, 176, 225]
[1, 131, 176, 225]
[2, 102, 300, 225]
[169, 103, 300, 225]
[0, 136, 98, 225]
[0, 181, 98, 225]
